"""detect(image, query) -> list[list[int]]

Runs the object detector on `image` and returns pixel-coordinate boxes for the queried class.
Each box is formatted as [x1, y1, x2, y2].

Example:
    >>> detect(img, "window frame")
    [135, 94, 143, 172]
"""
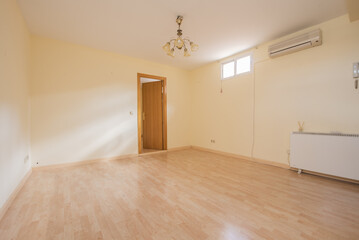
[221, 53, 253, 80]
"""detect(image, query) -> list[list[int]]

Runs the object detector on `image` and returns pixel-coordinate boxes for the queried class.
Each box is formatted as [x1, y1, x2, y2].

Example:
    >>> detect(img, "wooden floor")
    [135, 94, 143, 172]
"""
[1, 149, 359, 240]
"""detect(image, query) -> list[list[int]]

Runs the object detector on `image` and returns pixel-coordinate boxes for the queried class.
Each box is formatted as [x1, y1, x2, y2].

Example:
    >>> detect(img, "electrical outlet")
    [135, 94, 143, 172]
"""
[210, 139, 216, 143]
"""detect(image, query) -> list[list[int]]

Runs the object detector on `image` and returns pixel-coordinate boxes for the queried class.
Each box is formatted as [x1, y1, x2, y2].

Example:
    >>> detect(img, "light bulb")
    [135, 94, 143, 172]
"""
[175, 37, 184, 49]
[190, 42, 199, 51]
[184, 48, 190, 57]
[162, 42, 170, 53]
[167, 48, 175, 57]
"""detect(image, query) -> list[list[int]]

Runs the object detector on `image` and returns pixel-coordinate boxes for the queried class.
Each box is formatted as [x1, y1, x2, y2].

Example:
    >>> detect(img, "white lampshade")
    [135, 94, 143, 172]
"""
[190, 42, 199, 51]
[184, 48, 190, 57]
[162, 42, 170, 52]
[167, 48, 175, 57]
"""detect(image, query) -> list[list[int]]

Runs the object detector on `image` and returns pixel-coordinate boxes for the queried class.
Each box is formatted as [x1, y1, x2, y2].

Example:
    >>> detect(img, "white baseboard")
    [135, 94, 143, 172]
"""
[191, 145, 289, 169]
[33, 146, 193, 170]
[0, 169, 32, 221]
[32, 153, 138, 170]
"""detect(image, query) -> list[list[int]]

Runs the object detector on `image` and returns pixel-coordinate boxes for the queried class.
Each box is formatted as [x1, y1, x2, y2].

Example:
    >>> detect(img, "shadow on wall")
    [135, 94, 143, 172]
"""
[31, 85, 138, 166]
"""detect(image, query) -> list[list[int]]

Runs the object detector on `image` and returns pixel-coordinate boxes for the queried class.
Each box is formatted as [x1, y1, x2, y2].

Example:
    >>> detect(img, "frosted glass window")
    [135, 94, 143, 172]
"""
[222, 61, 235, 79]
[236, 56, 251, 75]
[221, 54, 252, 80]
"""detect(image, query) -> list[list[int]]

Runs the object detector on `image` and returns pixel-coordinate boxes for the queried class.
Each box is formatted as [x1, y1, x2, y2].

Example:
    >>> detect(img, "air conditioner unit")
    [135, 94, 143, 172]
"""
[268, 29, 322, 58]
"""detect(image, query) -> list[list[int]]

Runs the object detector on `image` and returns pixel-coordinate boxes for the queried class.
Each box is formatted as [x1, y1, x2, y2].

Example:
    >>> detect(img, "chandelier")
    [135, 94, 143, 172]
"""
[162, 16, 199, 57]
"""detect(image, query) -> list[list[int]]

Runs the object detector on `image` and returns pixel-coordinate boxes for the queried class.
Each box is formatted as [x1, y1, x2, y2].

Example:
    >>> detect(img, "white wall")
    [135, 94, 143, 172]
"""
[0, 0, 31, 209]
[190, 15, 359, 165]
[30, 36, 191, 166]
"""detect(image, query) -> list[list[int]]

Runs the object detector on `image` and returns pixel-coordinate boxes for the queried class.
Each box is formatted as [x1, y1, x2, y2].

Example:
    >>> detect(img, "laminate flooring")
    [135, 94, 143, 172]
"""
[0, 149, 358, 240]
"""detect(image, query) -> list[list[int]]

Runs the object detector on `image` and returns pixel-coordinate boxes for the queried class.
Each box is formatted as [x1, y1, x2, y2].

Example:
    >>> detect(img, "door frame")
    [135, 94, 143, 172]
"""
[137, 73, 167, 154]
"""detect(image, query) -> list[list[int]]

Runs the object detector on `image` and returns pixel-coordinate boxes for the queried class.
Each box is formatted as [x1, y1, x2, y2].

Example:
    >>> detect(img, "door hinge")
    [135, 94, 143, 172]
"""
[162, 86, 164, 94]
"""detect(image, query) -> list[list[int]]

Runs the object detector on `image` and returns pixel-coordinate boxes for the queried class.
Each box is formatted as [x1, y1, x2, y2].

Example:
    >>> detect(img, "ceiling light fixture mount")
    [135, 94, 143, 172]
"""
[163, 16, 198, 57]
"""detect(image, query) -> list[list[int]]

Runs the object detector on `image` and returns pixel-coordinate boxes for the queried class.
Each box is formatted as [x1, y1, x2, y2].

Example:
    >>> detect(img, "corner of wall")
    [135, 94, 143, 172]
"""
[0, 0, 32, 210]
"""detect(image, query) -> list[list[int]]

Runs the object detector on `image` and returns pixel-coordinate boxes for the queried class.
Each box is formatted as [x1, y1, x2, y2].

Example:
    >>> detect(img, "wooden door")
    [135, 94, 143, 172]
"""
[142, 81, 163, 149]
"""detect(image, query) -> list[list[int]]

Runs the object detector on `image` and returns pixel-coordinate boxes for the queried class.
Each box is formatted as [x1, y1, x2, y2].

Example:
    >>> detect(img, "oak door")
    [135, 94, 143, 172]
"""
[142, 81, 163, 149]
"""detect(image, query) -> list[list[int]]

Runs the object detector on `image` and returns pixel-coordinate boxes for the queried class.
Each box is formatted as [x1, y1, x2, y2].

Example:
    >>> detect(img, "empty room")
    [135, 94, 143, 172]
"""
[1, 0, 359, 239]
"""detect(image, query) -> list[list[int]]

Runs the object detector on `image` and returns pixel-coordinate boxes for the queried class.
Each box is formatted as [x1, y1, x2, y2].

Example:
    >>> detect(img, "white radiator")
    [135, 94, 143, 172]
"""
[290, 132, 359, 181]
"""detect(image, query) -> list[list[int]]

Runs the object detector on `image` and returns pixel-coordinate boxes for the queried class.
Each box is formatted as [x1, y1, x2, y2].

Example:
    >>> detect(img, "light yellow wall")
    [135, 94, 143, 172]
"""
[190, 15, 359, 165]
[0, 0, 31, 208]
[4, 4, 358, 174]
[30, 36, 191, 166]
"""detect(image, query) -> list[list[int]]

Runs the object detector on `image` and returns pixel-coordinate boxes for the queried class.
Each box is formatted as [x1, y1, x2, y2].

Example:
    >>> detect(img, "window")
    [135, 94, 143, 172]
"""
[236, 55, 251, 75]
[222, 61, 235, 79]
[221, 54, 252, 79]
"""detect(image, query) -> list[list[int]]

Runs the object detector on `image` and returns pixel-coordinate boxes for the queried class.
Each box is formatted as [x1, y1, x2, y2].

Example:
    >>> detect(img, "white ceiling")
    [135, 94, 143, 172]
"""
[17, 0, 347, 70]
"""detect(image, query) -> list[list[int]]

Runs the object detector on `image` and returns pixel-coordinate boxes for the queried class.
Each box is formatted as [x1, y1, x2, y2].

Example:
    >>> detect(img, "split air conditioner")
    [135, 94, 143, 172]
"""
[268, 29, 322, 58]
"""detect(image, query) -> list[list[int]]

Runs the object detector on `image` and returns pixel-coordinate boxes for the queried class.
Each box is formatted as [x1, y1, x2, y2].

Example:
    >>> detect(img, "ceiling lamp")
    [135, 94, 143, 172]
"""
[162, 16, 199, 57]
